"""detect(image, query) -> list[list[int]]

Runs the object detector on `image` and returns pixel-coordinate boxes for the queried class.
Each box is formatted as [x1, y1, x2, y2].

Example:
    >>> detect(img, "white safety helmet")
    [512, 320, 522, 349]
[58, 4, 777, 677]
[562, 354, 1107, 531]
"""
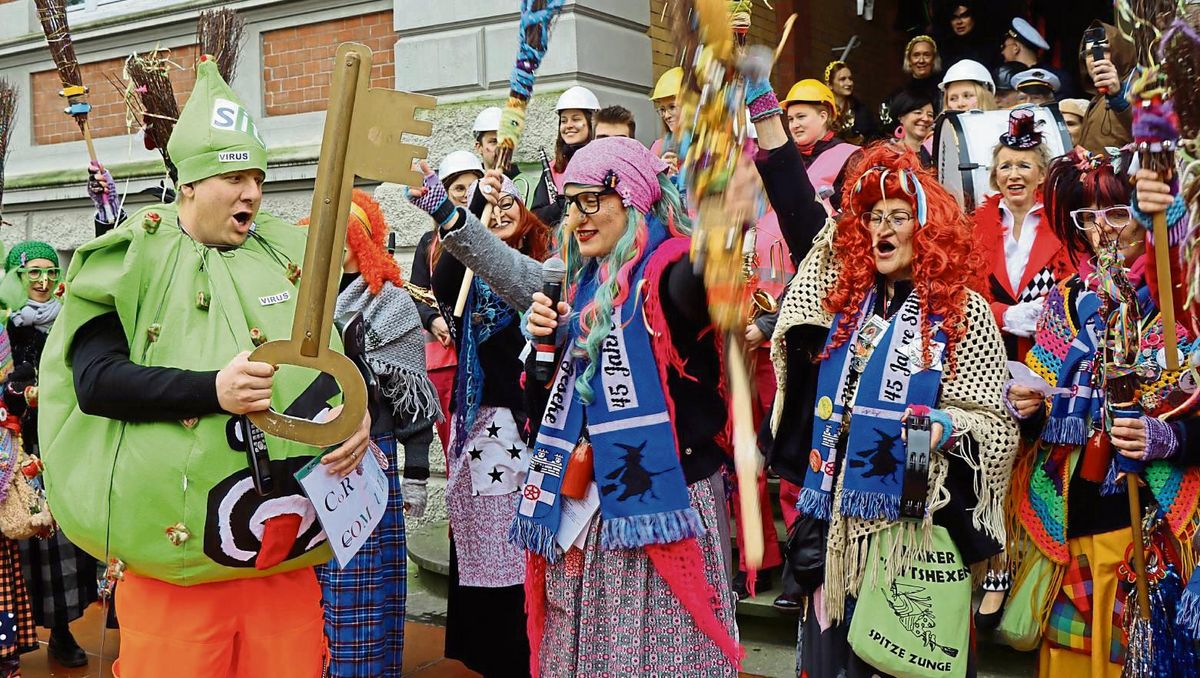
[472, 106, 502, 134]
[938, 59, 996, 94]
[555, 86, 601, 113]
[438, 150, 484, 182]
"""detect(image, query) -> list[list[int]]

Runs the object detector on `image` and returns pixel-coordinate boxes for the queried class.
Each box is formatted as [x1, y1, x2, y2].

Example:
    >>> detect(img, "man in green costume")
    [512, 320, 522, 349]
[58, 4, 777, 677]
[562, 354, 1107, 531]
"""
[38, 56, 369, 677]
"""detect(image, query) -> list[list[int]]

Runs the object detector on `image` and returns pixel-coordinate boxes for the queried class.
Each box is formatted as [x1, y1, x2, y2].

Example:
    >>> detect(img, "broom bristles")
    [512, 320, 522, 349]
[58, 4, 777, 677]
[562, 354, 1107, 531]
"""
[0, 78, 17, 218]
[196, 7, 246, 84]
[124, 50, 179, 183]
[34, 0, 82, 94]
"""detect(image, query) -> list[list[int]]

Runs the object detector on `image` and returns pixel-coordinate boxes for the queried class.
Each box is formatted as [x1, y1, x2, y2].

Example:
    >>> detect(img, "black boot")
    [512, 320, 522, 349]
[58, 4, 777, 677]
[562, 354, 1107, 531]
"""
[48, 625, 88, 668]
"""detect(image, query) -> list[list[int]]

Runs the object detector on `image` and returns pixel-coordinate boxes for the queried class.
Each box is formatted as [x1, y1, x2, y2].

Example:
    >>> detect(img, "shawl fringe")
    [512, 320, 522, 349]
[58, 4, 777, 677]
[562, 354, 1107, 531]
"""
[1041, 416, 1087, 445]
[1178, 588, 1200, 640]
[599, 508, 705, 551]
[372, 362, 444, 422]
[795, 487, 831, 520]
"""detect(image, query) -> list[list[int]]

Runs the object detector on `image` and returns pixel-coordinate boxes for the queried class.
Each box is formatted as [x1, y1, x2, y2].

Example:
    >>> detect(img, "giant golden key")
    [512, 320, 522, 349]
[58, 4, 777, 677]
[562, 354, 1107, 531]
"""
[248, 43, 435, 446]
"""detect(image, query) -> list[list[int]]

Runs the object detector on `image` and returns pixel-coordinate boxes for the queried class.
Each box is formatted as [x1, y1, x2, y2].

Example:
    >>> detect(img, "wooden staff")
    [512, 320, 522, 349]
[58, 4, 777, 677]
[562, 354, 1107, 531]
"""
[453, 0, 567, 318]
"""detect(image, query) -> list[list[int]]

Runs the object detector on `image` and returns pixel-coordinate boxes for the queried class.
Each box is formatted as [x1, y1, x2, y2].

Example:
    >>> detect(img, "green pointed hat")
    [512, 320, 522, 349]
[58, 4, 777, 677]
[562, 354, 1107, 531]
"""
[168, 56, 267, 186]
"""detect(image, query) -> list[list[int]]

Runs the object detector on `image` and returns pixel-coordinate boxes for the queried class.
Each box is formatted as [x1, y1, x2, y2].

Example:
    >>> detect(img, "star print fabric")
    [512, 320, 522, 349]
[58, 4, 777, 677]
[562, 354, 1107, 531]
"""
[449, 406, 531, 496]
[446, 433, 526, 589]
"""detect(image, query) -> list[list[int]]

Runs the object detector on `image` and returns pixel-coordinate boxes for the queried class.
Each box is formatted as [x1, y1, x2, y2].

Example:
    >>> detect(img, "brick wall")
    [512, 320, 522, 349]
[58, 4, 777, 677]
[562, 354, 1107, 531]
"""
[31, 45, 198, 146]
[261, 11, 395, 117]
[648, 1, 777, 83]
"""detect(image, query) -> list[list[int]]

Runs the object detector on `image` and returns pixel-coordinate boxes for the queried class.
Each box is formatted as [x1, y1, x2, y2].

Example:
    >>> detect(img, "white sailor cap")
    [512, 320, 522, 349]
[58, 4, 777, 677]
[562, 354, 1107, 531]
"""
[1012, 68, 1060, 92]
[1009, 18, 1050, 52]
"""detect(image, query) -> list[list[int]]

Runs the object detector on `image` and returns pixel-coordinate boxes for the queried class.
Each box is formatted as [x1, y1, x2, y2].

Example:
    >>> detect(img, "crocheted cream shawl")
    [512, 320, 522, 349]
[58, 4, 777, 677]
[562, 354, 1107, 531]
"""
[769, 219, 1018, 623]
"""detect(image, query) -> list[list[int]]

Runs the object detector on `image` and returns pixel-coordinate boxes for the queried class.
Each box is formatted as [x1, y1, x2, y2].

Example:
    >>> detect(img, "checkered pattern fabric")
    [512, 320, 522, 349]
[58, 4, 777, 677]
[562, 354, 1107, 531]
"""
[0, 539, 36, 659]
[1110, 581, 1131, 664]
[316, 435, 407, 678]
[1018, 265, 1059, 303]
[1046, 554, 1093, 654]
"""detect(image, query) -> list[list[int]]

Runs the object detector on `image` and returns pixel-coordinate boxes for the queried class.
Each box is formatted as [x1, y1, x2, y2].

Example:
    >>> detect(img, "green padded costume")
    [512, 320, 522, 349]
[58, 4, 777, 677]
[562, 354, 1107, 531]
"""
[38, 58, 339, 586]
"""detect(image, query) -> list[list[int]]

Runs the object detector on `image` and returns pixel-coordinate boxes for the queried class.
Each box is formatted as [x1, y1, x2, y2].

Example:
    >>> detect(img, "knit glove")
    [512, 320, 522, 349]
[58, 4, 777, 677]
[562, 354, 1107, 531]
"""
[10, 305, 38, 328]
[1133, 190, 1189, 248]
[1002, 298, 1045, 338]
[744, 75, 782, 123]
[402, 478, 428, 518]
[1141, 416, 1180, 461]
[405, 171, 457, 226]
[907, 404, 955, 450]
[87, 161, 121, 222]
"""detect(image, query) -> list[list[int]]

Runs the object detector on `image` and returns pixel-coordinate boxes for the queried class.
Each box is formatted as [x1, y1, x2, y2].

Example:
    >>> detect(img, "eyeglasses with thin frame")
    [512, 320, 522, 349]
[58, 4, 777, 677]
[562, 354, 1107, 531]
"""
[1070, 206, 1133, 231]
[860, 210, 915, 230]
[19, 266, 59, 282]
[565, 189, 614, 215]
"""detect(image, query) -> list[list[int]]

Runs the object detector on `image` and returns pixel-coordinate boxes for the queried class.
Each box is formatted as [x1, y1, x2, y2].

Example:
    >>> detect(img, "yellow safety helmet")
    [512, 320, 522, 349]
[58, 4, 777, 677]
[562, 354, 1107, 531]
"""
[650, 67, 683, 102]
[782, 79, 838, 116]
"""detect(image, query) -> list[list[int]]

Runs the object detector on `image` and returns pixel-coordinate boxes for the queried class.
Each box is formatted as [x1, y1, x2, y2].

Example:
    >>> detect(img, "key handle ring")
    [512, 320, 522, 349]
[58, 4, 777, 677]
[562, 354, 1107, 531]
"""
[247, 340, 367, 447]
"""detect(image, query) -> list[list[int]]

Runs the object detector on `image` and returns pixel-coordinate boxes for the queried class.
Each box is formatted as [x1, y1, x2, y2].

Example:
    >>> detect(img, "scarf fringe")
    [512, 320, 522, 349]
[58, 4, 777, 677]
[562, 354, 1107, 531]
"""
[509, 517, 559, 563]
[828, 519, 934, 626]
[372, 363, 444, 422]
[946, 432, 1007, 543]
[795, 487, 832, 520]
[1100, 459, 1124, 496]
[1041, 416, 1087, 445]
[599, 508, 705, 550]
[1177, 587, 1200, 641]
[839, 490, 900, 522]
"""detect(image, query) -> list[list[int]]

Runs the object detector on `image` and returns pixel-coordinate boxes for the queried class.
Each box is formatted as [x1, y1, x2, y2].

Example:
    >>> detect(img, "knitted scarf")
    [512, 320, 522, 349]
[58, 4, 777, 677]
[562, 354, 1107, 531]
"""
[334, 278, 441, 425]
[450, 276, 515, 459]
[11, 299, 62, 334]
[1039, 287, 1103, 446]
[801, 289, 946, 522]
[511, 238, 699, 559]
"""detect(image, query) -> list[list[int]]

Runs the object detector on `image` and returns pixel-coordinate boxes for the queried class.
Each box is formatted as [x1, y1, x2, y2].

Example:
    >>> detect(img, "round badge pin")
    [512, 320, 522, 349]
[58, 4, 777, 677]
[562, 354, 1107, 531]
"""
[817, 396, 833, 420]
[809, 449, 822, 472]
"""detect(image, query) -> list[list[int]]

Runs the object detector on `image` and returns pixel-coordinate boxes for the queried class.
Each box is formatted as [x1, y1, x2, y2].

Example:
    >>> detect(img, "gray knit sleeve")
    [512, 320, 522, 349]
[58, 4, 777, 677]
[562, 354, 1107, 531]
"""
[439, 208, 543, 310]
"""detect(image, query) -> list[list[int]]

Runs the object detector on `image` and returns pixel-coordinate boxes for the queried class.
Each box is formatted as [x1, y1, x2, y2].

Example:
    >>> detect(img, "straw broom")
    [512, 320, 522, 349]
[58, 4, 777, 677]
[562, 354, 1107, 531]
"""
[197, 7, 246, 84]
[0, 78, 17, 225]
[35, 0, 97, 163]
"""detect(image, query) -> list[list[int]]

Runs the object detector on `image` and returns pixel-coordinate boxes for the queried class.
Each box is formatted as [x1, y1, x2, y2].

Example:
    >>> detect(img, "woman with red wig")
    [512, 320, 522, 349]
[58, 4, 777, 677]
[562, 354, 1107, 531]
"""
[767, 141, 1017, 675]
[1004, 150, 1200, 676]
[317, 189, 442, 677]
[406, 168, 550, 676]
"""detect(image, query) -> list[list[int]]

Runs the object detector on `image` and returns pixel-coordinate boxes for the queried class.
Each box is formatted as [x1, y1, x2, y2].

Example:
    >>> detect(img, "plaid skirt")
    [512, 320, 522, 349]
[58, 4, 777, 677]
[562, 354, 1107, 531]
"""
[316, 435, 407, 678]
[539, 473, 740, 677]
[0, 539, 37, 659]
[19, 528, 98, 629]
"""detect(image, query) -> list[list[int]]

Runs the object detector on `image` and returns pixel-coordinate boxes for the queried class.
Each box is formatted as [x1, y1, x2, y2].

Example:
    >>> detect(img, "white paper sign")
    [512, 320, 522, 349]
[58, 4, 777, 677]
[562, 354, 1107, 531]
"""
[295, 446, 388, 568]
[555, 481, 600, 553]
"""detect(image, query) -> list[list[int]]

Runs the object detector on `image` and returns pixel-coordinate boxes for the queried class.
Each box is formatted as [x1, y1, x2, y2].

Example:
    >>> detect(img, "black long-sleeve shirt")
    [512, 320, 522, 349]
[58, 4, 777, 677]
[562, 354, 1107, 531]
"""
[71, 312, 222, 422]
[409, 230, 441, 332]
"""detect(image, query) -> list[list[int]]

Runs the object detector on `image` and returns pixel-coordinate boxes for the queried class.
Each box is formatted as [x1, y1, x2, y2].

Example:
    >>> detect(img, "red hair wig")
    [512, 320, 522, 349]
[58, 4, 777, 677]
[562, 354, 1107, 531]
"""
[346, 189, 404, 295]
[824, 143, 985, 376]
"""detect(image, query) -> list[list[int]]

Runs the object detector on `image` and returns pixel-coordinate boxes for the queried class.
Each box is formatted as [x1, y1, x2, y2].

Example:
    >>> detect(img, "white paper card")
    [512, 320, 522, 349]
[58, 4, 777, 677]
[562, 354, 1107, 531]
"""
[295, 446, 388, 569]
[555, 481, 600, 553]
[1007, 361, 1071, 397]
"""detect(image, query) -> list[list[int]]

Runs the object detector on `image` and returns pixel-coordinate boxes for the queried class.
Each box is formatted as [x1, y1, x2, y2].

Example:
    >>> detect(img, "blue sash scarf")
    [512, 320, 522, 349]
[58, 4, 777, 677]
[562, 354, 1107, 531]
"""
[510, 247, 702, 562]
[1041, 287, 1104, 446]
[798, 290, 946, 522]
[450, 276, 515, 459]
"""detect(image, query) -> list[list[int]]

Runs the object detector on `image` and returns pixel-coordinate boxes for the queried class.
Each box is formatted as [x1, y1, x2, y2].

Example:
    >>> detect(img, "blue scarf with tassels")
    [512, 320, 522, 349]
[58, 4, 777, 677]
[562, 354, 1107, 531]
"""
[450, 276, 515, 459]
[509, 226, 701, 562]
[1041, 289, 1104, 446]
[798, 290, 945, 522]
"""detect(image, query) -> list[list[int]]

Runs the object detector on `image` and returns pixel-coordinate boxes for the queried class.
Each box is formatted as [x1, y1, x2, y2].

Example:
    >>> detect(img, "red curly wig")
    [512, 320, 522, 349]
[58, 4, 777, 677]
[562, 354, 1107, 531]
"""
[347, 189, 405, 295]
[823, 143, 985, 376]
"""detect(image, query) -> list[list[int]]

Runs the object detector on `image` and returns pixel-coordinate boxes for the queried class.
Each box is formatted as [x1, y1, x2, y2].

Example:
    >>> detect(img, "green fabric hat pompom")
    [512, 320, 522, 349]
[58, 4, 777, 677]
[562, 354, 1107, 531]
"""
[167, 56, 268, 186]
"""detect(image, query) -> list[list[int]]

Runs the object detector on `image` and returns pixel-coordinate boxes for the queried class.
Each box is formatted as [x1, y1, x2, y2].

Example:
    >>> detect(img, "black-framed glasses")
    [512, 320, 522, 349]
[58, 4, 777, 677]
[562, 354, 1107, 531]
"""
[565, 189, 614, 215]
[1070, 206, 1132, 231]
[19, 266, 59, 282]
[860, 210, 914, 230]
[496, 195, 517, 211]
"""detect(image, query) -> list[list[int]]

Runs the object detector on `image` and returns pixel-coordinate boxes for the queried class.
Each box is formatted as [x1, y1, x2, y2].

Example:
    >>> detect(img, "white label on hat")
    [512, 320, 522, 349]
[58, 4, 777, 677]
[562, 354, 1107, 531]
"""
[211, 98, 266, 146]
[219, 151, 251, 162]
[259, 291, 291, 306]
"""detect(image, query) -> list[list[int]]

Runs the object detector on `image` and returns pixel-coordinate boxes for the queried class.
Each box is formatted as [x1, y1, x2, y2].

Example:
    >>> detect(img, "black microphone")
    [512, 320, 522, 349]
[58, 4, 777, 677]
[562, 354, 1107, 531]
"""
[533, 257, 567, 382]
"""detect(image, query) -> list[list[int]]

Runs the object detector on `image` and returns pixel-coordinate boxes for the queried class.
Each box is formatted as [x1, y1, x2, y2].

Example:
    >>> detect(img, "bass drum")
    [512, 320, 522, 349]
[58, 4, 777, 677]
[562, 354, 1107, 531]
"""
[933, 105, 1072, 213]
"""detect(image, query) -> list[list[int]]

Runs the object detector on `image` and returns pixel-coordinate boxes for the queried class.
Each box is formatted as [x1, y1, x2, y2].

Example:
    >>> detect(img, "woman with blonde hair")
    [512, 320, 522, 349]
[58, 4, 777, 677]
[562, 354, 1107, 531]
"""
[939, 59, 998, 112]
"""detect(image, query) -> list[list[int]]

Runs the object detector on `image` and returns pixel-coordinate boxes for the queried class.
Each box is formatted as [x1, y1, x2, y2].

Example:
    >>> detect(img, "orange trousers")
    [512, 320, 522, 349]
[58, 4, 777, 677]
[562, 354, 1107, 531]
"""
[113, 567, 324, 678]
